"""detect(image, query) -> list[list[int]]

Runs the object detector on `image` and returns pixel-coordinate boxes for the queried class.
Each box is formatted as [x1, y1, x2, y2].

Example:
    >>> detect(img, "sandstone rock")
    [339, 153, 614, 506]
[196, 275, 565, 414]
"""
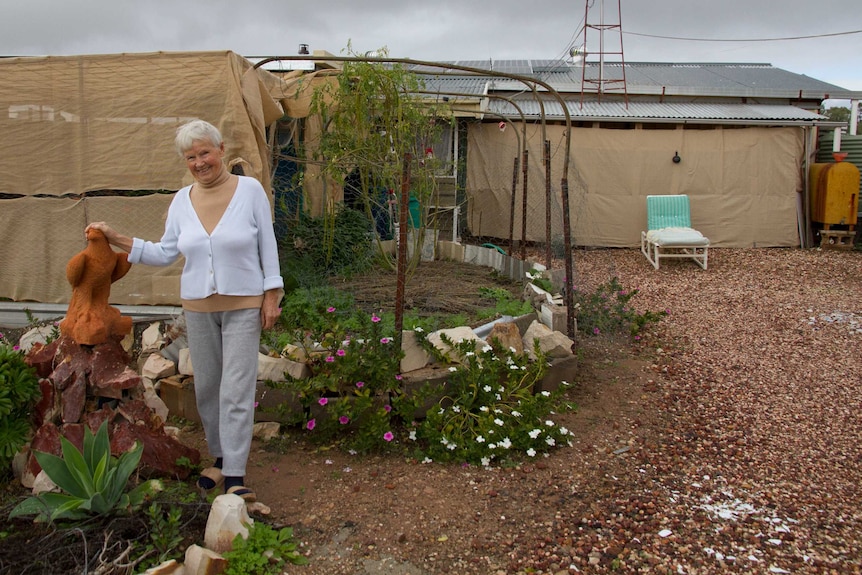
[400, 330, 430, 373]
[205, 494, 253, 554]
[253, 421, 280, 441]
[522, 320, 575, 360]
[258, 352, 310, 382]
[178, 347, 194, 376]
[484, 322, 524, 355]
[140, 322, 164, 354]
[184, 544, 227, 575]
[18, 325, 57, 354]
[427, 326, 483, 363]
[32, 469, 59, 495]
[142, 354, 177, 380]
[142, 559, 185, 574]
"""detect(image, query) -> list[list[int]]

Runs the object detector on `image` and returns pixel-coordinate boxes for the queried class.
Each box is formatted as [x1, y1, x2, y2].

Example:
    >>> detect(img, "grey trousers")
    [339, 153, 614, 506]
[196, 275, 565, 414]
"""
[185, 308, 260, 478]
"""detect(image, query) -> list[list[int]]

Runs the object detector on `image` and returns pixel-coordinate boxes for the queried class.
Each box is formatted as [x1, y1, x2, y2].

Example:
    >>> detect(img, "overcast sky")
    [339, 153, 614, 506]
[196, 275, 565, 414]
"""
[3, 0, 860, 97]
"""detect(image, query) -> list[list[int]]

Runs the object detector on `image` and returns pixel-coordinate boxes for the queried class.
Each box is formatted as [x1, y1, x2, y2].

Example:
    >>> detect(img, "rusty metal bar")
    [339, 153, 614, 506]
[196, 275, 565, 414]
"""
[395, 153, 412, 344]
[520, 148, 529, 261]
[544, 140, 552, 268]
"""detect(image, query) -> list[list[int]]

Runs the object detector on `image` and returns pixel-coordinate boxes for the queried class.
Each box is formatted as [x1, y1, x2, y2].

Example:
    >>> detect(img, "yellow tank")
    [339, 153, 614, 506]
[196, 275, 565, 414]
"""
[809, 160, 860, 225]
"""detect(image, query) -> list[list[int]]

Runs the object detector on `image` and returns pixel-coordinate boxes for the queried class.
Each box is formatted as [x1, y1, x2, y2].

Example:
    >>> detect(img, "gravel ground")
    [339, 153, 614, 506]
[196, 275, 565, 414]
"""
[548, 247, 862, 574]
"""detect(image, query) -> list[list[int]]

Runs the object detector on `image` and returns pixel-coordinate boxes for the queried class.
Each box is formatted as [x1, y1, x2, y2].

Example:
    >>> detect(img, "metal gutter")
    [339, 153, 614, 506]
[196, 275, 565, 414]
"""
[0, 303, 183, 329]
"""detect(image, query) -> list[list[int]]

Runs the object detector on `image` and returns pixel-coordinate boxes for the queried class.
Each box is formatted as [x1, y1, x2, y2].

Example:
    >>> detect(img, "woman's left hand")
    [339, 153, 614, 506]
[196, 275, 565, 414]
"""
[261, 289, 283, 330]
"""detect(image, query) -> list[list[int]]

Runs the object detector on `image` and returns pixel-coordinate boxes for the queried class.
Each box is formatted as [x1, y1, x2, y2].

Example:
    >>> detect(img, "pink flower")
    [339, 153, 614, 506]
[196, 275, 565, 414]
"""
[336, 349, 346, 357]
[384, 405, 392, 413]
[306, 419, 316, 430]
[325, 355, 335, 363]
[371, 314, 381, 323]
[356, 381, 365, 388]
[593, 327, 600, 335]
[634, 335, 641, 341]
[327, 306, 336, 313]
[254, 401, 259, 408]
[383, 431, 394, 442]
[380, 337, 391, 344]
[394, 374, 402, 380]
[339, 416, 350, 425]
[318, 397, 328, 406]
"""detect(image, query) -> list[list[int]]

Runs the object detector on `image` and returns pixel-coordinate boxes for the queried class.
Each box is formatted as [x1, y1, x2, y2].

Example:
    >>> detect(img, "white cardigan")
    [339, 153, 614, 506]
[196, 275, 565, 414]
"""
[128, 176, 284, 300]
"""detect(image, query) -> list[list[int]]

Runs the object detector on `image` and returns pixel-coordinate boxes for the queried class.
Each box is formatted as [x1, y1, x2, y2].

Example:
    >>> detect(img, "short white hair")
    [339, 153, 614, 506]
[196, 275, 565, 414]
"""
[175, 119, 223, 157]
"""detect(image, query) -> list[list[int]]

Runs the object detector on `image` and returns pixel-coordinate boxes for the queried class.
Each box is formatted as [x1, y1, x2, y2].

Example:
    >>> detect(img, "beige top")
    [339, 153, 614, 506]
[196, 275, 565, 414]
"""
[181, 168, 265, 313]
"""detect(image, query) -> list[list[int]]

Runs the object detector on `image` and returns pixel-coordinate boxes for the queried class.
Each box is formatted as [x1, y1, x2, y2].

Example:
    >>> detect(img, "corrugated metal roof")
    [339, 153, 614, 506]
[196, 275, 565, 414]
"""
[487, 100, 828, 124]
[411, 60, 861, 101]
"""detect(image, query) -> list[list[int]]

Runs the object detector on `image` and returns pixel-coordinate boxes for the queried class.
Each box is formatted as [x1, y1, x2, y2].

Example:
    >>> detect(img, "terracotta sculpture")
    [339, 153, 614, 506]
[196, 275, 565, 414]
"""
[59, 227, 133, 345]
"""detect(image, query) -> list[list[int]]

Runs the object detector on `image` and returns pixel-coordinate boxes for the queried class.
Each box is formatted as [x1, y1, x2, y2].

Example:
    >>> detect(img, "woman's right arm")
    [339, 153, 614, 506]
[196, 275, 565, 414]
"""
[85, 222, 133, 252]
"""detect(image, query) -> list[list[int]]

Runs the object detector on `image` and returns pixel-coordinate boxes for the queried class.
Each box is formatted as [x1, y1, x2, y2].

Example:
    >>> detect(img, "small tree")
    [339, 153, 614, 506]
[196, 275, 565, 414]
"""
[307, 44, 453, 273]
[822, 105, 861, 134]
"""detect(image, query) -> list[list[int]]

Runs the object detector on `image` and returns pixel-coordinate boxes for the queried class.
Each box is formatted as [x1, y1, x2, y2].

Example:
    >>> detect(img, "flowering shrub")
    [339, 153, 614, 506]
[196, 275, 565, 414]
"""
[408, 334, 575, 467]
[273, 304, 412, 453]
[569, 277, 667, 337]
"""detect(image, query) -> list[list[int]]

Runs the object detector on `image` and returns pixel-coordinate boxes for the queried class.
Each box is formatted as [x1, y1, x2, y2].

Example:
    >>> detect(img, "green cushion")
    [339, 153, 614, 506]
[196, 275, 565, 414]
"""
[646, 195, 693, 230]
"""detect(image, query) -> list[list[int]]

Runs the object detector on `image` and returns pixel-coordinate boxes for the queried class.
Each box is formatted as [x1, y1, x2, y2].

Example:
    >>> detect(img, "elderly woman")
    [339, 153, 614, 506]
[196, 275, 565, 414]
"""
[87, 119, 283, 502]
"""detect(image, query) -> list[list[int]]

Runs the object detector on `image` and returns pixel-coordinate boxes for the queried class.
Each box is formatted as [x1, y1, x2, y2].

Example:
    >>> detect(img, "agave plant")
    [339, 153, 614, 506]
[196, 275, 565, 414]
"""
[9, 421, 161, 522]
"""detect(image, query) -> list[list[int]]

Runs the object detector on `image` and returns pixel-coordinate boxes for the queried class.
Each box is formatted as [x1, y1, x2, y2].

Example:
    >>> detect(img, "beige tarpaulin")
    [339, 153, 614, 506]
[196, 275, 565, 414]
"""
[466, 123, 804, 248]
[0, 51, 291, 304]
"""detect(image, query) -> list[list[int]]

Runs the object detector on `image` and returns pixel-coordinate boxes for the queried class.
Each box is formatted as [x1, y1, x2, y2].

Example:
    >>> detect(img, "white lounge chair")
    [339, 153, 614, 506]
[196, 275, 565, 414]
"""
[641, 195, 710, 270]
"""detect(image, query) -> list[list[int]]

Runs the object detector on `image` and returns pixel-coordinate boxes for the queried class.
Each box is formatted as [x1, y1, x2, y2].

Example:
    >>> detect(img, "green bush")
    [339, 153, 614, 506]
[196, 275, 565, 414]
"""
[571, 277, 667, 337]
[278, 207, 376, 288]
[223, 522, 307, 574]
[0, 340, 41, 472]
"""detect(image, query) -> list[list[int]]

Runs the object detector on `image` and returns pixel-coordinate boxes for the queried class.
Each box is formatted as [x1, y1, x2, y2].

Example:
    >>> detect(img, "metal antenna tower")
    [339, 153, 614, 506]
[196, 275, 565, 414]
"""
[579, 0, 628, 108]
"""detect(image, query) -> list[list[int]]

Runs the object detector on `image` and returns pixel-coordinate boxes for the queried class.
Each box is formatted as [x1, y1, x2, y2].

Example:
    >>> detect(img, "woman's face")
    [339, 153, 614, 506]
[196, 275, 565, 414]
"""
[183, 139, 225, 185]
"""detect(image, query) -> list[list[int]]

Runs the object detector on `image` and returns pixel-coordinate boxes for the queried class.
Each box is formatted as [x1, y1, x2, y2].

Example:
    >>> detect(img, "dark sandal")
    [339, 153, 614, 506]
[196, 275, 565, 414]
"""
[197, 467, 224, 491]
[226, 485, 257, 502]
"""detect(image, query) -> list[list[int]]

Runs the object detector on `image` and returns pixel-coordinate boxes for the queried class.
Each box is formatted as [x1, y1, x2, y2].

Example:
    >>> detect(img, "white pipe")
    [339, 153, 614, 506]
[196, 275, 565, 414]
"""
[833, 127, 842, 152]
[851, 100, 859, 136]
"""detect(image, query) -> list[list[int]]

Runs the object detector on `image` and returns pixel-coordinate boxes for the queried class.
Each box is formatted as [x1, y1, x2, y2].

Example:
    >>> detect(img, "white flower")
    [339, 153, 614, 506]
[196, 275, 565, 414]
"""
[527, 448, 536, 457]
[482, 345, 492, 353]
[545, 420, 555, 427]
[487, 443, 497, 449]
[476, 436, 485, 443]
[561, 380, 569, 386]
[422, 457, 433, 464]
[540, 390, 551, 397]
[481, 457, 491, 467]
[559, 426, 569, 435]
[409, 430, 417, 441]
[493, 408, 502, 414]
[520, 366, 527, 370]
[500, 437, 512, 449]
[509, 365, 519, 370]
[529, 429, 542, 439]
[414, 326, 424, 333]
[438, 408, 445, 415]
[441, 437, 449, 445]
[452, 405, 461, 413]
[483, 385, 492, 392]
[465, 351, 475, 357]
[479, 406, 489, 412]
[509, 346, 517, 353]
[545, 437, 556, 446]
[511, 410, 521, 417]
[494, 418, 504, 426]
[447, 442, 457, 450]
[495, 394, 502, 400]
[448, 366, 457, 372]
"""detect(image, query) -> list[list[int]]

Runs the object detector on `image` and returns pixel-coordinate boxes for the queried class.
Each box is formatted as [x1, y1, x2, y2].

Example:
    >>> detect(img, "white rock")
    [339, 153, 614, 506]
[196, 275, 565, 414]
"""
[205, 494, 253, 554]
[143, 386, 169, 424]
[142, 354, 177, 380]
